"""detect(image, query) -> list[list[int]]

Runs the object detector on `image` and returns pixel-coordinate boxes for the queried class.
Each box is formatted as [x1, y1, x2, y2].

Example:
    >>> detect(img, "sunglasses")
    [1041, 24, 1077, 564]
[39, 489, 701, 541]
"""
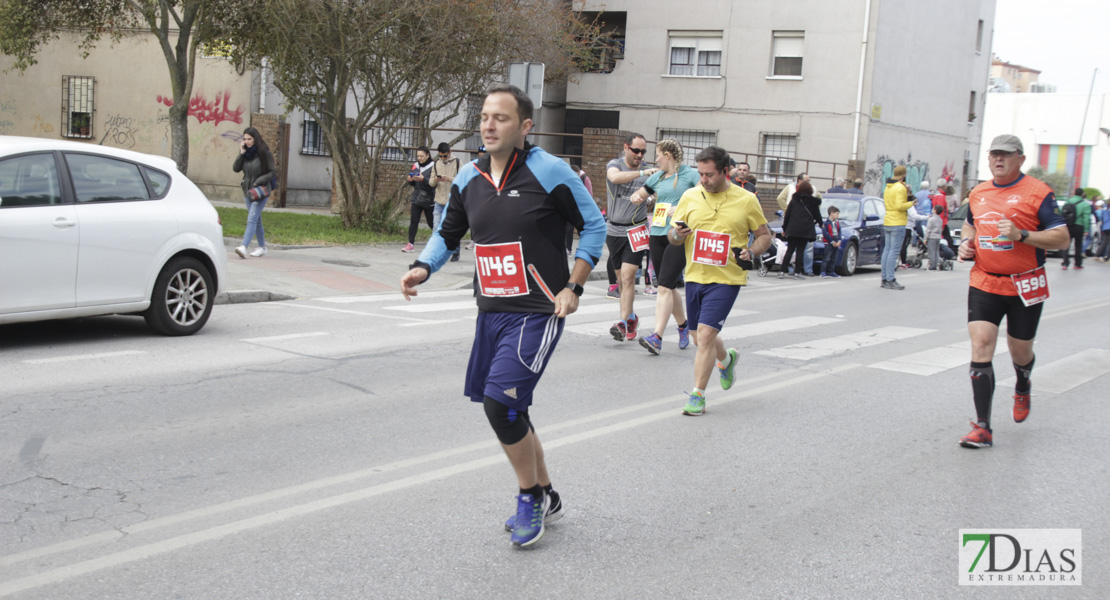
[627, 147, 646, 155]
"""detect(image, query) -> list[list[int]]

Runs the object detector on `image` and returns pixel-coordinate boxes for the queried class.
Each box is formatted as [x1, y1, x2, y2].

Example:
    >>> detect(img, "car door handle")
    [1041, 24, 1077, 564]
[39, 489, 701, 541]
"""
[53, 217, 77, 229]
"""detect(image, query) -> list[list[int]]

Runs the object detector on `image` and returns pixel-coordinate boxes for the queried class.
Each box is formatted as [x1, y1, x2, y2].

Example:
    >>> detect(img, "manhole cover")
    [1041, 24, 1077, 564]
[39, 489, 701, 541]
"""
[322, 259, 371, 268]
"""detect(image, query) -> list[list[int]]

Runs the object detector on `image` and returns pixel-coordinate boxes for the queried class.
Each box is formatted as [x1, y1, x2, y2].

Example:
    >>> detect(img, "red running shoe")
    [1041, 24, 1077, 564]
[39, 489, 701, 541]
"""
[609, 320, 627, 342]
[1013, 392, 1031, 423]
[625, 313, 639, 341]
[959, 421, 993, 449]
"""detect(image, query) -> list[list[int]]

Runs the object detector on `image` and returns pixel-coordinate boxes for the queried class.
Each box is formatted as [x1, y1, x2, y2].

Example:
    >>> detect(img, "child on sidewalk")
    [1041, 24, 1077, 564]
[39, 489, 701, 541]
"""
[925, 204, 945, 270]
[821, 206, 843, 278]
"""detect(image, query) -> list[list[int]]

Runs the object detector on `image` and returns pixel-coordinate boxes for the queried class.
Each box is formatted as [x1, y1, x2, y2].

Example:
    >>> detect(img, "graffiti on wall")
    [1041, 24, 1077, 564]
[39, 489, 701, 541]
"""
[31, 114, 54, 135]
[865, 155, 961, 194]
[101, 113, 138, 147]
[0, 100, 16, 134]
[156, 90, 244, 126]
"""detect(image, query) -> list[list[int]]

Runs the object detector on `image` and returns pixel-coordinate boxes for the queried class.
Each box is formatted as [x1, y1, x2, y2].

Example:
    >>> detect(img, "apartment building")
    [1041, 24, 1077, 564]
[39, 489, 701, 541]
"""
[563, 0, 996, 195]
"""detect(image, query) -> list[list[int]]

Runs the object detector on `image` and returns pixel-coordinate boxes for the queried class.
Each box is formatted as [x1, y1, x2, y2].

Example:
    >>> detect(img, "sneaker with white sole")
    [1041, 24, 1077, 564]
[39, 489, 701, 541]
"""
[234, 246, 247, 259]
[249, 247, 267, 257]
[510, 493, 549, 547]
[505, 490, 562, 531]
[401, 243, 415, 253]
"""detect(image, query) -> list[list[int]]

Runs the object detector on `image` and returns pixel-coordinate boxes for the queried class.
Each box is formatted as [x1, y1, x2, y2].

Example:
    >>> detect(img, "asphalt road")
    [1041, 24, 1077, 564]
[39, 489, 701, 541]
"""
[1, 263, 1108, 599]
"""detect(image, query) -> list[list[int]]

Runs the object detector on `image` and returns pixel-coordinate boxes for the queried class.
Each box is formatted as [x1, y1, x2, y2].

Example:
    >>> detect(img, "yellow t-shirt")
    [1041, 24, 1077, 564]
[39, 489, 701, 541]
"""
[672, 183, 768, 285]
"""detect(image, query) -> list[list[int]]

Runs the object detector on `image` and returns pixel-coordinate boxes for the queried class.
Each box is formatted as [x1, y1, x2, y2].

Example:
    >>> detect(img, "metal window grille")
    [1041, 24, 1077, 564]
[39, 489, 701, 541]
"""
[760, 132, 798, 184]
[380, 108, 422, 162]
[771, 31, 804, 77]
[301, 97, 330, 156]
[656, 129, 717, 165]
[61, 76, 95, 139]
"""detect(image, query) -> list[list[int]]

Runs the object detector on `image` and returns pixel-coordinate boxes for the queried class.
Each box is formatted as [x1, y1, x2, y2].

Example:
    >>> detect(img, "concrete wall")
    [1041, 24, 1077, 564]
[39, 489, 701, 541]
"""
[0, 32, 251, 200]
[862, 0, 995, 195]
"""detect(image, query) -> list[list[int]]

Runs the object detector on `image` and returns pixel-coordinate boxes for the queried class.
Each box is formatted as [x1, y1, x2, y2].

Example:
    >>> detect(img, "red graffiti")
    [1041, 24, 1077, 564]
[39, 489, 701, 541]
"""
[156, 90, 244, 126]
[939, 162, 957, 185]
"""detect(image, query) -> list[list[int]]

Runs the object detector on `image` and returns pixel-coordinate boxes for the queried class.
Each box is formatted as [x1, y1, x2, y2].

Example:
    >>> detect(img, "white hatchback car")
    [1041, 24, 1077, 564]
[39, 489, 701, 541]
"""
[0, 136, 226, 335]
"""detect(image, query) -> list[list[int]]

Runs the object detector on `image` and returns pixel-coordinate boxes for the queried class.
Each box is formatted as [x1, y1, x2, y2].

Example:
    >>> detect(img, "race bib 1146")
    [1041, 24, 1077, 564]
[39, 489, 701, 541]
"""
[475, 242, 529, 297]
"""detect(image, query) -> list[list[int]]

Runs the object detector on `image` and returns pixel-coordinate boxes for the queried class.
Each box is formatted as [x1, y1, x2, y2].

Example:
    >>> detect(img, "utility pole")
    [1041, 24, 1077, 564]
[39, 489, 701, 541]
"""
[1078, 68, 1098, 146]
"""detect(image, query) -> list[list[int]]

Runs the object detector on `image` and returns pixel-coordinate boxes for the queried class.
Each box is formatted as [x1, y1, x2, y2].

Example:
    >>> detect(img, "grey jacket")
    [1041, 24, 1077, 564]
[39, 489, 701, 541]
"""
[233, 150, 276, 194]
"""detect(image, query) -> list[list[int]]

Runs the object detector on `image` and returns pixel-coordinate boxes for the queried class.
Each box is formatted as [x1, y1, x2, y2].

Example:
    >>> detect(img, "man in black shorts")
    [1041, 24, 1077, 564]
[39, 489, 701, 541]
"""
[605, 133, 658, 341]
[957, 134, 1069, 449]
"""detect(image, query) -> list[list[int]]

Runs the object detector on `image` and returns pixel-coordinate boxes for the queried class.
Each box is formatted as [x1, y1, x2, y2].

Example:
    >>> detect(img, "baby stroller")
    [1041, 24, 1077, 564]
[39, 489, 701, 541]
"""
[934, 239, 955, 271]
[757, 235, 789, 277]
[907, 229, 928, 269]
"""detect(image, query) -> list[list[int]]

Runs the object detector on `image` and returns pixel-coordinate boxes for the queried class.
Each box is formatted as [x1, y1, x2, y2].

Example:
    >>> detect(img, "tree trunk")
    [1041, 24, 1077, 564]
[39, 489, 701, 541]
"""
[168, 103, 190, 175]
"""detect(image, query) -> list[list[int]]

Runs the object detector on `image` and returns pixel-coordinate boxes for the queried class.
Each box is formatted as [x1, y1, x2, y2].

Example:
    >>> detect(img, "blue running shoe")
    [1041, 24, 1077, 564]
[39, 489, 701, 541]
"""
[677, 323, 690, 350]
[505, 490, 562, 531]
[718, 348, 739, 390]
[638, 332, 662, 355]
[510, 493, 548, 547]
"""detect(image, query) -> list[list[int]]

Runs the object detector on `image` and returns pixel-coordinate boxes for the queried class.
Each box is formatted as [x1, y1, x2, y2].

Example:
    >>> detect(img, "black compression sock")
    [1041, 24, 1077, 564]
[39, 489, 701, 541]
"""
[970, 361, 995, 428]
[1014, 357, 1035, 394]
[521, 484, 544, 500]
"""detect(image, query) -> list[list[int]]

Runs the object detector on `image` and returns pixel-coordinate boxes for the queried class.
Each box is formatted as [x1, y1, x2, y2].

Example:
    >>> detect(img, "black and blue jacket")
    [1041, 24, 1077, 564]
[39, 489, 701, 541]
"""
[416, 143, 606, 314]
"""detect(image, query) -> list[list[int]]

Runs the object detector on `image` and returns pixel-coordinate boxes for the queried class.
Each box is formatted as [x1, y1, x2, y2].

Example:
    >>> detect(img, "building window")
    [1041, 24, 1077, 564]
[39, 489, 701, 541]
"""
[656, 129, 716, 165]
[771, 31, 804, 78]
[301, 97, 330, 156]
[668, 32, 723, 77]
[61, 76, 95, 139]
[976, 20, 984, 52]
[381, 108, 422, 162]
[968, 91, 977, 122]
[760, 132, 798, 184]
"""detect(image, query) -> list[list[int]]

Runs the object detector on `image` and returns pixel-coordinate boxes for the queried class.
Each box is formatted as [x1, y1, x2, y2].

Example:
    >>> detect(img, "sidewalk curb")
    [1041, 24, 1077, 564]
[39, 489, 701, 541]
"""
[216, 290, 295, 305]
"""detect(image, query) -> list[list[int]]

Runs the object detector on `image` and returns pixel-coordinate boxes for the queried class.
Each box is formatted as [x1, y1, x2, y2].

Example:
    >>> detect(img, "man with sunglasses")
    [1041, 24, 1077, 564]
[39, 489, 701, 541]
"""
[606, 133, 659, 341]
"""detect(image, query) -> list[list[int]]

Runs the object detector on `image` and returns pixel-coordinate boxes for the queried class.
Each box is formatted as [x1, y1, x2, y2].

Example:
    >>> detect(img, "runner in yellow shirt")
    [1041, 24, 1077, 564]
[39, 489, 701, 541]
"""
[669, 146, 772, 415]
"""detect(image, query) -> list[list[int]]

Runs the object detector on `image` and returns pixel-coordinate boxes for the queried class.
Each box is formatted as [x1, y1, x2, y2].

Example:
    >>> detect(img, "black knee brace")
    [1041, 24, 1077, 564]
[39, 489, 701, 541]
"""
[483, 396, 531, 445]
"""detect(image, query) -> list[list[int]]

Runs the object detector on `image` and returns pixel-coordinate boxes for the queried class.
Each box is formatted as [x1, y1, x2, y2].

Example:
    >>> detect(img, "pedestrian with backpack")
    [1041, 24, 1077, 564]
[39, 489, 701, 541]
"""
[1061, 188, 1090, 269]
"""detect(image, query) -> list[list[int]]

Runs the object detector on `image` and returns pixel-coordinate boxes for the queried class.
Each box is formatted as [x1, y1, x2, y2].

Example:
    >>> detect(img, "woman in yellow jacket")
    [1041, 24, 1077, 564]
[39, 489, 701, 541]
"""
[881, 165, 916, 289]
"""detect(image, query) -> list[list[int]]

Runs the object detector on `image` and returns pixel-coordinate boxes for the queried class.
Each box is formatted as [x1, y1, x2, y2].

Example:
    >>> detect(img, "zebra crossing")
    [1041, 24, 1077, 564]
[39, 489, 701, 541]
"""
[298, 292, 1110, 389]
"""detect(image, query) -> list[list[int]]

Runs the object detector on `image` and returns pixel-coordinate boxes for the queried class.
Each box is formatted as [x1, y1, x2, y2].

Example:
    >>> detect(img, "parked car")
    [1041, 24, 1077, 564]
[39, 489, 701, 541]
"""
[766, 193, 885, 275]
[0, 136, 226, 335]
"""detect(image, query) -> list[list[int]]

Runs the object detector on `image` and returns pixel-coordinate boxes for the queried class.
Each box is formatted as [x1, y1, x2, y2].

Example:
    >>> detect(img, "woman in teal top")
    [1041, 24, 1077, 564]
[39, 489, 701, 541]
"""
[630, 139, 700, 355]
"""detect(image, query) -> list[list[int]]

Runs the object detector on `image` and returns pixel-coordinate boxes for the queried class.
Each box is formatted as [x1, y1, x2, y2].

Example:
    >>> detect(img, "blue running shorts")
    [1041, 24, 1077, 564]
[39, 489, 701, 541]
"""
[465, 312, 564, 410]
[684, 282, 741, 332]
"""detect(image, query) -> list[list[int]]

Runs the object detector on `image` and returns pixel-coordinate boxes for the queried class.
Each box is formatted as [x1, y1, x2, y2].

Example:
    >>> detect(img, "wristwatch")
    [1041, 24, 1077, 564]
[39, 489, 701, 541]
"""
[1018, 229, 1029, 243]
[564, 282, 584, 297]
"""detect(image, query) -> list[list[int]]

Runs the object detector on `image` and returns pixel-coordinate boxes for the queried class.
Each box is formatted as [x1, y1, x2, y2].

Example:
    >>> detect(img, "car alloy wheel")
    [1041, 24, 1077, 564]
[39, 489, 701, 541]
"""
[144, 256, 214, 336]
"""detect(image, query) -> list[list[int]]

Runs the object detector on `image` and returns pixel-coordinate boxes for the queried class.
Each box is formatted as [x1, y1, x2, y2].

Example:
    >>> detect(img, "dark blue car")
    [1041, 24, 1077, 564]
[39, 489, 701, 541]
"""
[767, 193, 885, 276]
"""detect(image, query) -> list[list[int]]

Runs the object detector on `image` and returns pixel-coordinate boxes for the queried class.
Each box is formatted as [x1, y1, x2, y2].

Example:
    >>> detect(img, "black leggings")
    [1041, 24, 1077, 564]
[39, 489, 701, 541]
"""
[783, 238, 809, 274]
[409, 204, 434, 244]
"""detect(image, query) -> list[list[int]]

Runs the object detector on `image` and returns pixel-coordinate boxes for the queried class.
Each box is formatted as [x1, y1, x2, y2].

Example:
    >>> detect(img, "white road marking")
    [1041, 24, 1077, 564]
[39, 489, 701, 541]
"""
[0, 365, 855, 595]
[241, 332, 330, 343]
[384, 300, 478, 313]
[869, 340, 1009, 376]
[754, 326, 933, 360]
[997, 348, 1110, 393]
[22, 351, 144, 365]
[261, 301, 432, 323]
[398, 319, 464, 327]
[713, 315, 842, 343]
[318, 290, 474, 303]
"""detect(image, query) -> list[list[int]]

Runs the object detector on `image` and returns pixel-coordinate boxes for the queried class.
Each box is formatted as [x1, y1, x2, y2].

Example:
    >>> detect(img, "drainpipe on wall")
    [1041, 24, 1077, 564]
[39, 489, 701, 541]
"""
[851, 0, 872, 161]
[260, 58, 269, 114]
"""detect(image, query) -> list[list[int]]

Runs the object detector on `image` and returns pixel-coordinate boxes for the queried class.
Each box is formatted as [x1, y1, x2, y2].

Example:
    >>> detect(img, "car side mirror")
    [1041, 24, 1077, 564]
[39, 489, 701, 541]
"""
[865, 214, 880, 222]
[775, 210, 784, 217]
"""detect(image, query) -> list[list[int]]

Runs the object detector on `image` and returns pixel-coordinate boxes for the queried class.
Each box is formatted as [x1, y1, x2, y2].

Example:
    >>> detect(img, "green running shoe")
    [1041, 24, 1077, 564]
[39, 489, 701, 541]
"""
[682, 392, 706, 416]
[718, 348, 739, 390]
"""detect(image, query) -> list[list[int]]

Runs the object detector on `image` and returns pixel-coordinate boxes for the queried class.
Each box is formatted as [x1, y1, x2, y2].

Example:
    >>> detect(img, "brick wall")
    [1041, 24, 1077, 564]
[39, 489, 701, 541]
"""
[329, 159, 414, 214]
[582, 127, 629, 212]
[250, 113, 287, 206]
